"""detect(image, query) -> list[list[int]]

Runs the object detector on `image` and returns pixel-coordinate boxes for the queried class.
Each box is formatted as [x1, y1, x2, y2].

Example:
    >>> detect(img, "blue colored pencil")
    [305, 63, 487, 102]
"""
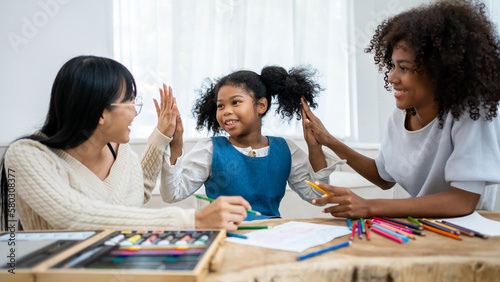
[226, 232, 248, 239]
[297, 241, 351, 261]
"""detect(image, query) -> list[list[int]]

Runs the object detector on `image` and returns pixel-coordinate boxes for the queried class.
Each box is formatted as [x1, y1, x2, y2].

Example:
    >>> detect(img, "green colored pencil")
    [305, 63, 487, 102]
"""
[359, 218, 366, 233]
[237, 226, 270, 230]
[195, 194, 262, 216]
[407, 216, 422, 226]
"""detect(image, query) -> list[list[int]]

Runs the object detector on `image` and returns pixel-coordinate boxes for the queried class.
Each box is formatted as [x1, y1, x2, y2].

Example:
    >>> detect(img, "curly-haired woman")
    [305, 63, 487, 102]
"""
[303, 0, 500, 218]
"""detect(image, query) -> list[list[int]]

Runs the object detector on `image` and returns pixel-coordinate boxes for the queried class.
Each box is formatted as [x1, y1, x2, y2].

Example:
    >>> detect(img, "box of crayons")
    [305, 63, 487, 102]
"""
[0, 229, 225, 282]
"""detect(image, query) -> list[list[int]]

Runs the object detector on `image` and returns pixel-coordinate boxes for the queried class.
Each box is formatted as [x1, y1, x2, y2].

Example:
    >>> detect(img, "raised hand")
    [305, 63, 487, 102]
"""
[301, 97, 334, 146]
[154, 84, 177, 138]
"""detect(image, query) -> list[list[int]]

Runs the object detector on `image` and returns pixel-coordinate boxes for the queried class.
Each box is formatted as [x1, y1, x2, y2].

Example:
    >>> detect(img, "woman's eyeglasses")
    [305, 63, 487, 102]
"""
[110, 96, 143, 116]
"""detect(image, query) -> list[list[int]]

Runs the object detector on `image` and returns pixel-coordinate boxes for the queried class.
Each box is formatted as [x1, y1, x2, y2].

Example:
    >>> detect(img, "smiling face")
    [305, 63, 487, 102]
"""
[388, 41, 436, 113]
[215, 85, 267, 139]
[98, 89, 137, 144]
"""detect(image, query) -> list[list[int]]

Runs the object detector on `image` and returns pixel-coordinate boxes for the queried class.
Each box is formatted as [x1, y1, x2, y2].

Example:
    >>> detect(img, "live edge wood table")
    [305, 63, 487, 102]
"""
[205, 211, 500, 282]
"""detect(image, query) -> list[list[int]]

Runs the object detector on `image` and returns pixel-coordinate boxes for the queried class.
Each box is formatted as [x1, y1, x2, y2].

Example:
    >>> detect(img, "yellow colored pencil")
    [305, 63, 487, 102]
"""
[304, 180, 334, 197]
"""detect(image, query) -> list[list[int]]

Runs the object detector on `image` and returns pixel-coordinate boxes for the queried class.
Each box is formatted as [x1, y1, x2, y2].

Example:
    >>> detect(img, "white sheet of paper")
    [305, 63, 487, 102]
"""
[226, 221, 351, 252]
[438, 211, 500, 237]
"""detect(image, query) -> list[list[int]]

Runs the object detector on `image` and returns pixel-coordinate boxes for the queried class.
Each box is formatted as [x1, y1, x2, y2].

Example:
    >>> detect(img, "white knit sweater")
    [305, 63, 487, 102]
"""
[4, 129, 195, 231]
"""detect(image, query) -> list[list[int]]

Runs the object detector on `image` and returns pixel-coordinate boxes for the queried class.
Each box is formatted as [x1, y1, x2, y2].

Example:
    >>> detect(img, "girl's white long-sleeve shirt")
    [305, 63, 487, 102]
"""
[159, 136, 345, 204]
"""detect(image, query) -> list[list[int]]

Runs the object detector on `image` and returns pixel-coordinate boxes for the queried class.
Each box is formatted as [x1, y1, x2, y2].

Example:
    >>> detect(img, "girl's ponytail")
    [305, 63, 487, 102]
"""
[260, 66, 322, 121]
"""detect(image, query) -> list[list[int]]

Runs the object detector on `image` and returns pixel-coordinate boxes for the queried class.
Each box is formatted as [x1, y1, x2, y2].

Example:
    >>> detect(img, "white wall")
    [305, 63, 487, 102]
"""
[0, 0, 113, 145]
[0, 0, 434, 146]
[350, 0, 431, 143]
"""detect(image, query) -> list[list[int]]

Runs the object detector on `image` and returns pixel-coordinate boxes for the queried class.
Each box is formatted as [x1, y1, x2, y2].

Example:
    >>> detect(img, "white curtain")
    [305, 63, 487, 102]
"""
[113, 0, 352, 140]
[484, 0, 500, 29]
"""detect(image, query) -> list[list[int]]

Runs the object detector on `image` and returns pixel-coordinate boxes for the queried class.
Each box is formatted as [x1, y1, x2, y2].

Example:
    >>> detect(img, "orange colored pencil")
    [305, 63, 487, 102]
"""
[421, 223, 462, 240]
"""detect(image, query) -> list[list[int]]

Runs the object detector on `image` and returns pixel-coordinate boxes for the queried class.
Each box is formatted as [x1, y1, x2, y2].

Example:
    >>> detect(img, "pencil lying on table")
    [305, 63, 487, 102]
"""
[440, 220, 489, 239]
[195, 195, 262, 216]
[297, 241, 351, 261]
[420, 223, 462, 240]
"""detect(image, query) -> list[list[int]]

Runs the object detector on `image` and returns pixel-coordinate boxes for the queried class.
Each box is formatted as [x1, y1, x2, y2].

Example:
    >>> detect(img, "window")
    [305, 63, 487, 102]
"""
[113, 0, 352, 140]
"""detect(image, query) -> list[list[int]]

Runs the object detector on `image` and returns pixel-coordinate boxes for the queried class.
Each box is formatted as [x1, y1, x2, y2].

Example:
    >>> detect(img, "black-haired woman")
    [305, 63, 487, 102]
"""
[1, 55, 251, 231]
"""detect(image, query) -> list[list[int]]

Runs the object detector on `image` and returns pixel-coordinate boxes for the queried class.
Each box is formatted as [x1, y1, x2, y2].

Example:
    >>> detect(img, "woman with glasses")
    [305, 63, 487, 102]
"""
[0, 55, 251, 231]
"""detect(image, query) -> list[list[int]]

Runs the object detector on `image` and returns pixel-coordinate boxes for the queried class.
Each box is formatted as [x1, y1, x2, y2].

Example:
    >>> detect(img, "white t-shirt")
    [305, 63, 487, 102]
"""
[375, 108, 500, 210]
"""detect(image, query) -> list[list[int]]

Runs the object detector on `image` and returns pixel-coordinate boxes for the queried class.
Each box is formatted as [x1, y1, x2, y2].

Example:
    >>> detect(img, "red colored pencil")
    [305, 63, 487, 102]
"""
[364, 220, 371, 241]
[350, 222, 357, 241]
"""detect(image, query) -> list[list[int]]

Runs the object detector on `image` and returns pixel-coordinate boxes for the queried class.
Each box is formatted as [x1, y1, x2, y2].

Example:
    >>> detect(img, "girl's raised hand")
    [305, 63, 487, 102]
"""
[154, 84, 178, 138]
[169, 97, 184, 164]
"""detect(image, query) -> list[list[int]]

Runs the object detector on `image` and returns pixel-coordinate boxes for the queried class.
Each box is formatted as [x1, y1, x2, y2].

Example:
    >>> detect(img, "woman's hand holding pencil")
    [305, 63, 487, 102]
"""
[309, 181, 371, 219]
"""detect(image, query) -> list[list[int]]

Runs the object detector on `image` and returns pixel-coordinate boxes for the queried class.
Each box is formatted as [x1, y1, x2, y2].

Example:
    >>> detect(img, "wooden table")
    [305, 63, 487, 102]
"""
[206, 212, 500, 282]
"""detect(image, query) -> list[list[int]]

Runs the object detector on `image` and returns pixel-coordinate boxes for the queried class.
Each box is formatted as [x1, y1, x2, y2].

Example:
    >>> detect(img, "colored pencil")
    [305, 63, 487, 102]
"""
[379, 217, 423, 230]
[372, 224, 409, 242]
[441, 220, 488, 239]
[360, 218, 366, 233]
[297, 241, 351, 261]
[374, 222, 415, 240]
[226, 233, 248, 239]
[303, 180, 334, 197]
[349, 223, 357, 241]
[419, 219, 460, 235]
[347, 218, 352, 230]
[429, 220, 462, 233]
[195, 194, 262, 216]
[421, 223, 461, 240]
[374, 220, 413, 234]
[371, 226, 404, 243]
[372, 217, 409, 229]
[237, 226, 270, 230]
[364, 220, 371, 241]
[407, 216, 422, 226]
[357, 222, 363, 239]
